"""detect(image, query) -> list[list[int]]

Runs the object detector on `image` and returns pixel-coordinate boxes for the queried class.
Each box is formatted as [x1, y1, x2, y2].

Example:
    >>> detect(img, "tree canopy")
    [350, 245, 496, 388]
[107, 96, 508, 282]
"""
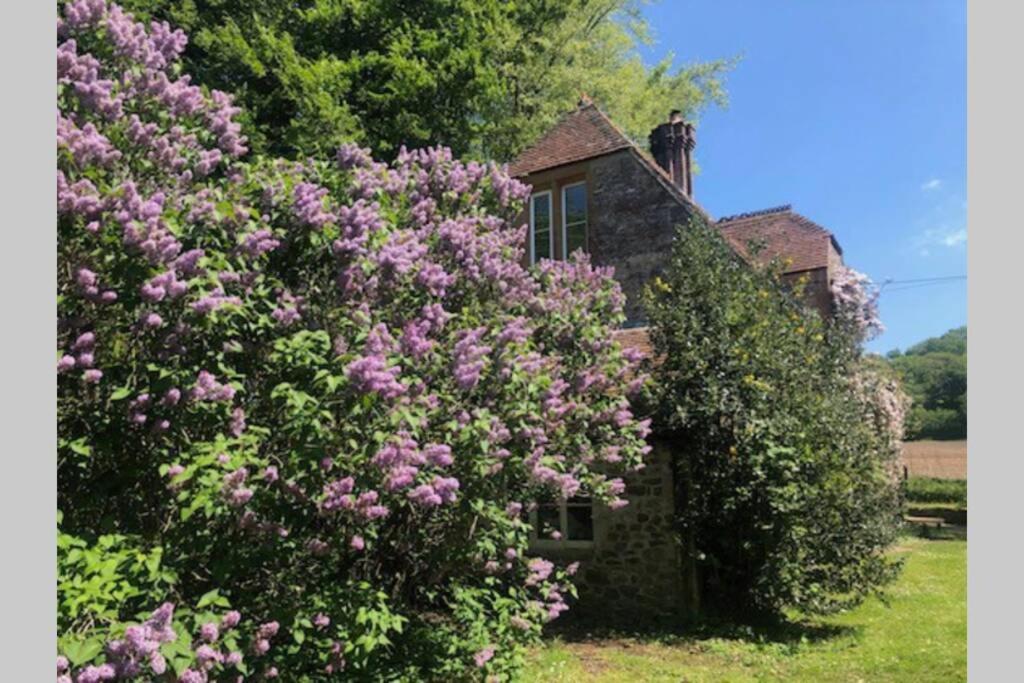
[885, 326, 967, 440]
[118, 0, 734, 161]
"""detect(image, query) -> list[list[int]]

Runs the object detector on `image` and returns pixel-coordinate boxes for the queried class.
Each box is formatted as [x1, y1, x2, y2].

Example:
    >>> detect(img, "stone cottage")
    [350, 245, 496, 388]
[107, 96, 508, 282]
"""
[508, 99, 850, 622]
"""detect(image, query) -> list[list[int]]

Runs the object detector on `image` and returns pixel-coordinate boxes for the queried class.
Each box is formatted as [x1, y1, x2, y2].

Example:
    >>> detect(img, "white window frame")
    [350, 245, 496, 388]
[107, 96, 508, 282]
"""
[560, 181, 588, 260]
[528, 191, 554, 265]
[528, 497, 595, 550]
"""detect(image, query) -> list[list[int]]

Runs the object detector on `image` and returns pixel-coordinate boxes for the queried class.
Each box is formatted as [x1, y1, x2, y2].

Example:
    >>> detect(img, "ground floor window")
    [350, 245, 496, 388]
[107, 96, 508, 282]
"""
[529, 496, 594, 549]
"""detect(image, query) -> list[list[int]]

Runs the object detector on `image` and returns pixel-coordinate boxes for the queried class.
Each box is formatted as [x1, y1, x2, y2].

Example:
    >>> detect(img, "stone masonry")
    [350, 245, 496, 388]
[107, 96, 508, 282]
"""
[539, 440, 685, 623]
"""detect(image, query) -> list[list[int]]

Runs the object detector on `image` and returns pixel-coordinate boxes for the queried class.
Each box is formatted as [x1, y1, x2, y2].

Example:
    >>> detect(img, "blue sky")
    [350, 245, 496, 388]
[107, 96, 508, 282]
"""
[638, 0, 966, 354]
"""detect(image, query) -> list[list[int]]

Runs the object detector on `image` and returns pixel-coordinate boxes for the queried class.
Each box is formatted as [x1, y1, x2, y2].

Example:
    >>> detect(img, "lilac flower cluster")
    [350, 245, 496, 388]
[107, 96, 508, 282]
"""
[271, 289, 303, 327]
[291, 182, 333, 229]
[452, 327, 491, 390]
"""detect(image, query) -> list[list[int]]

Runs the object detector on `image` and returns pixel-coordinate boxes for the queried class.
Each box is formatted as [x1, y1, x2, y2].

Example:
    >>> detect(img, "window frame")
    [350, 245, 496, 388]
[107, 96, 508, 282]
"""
[560, 181, 588, 260]
[528, 497, 595, 550]
[528, 190, 554, 265]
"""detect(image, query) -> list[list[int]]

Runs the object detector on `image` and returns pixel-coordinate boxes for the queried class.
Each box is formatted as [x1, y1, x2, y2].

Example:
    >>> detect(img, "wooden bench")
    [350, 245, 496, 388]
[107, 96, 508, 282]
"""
[904, 515, 946, 527]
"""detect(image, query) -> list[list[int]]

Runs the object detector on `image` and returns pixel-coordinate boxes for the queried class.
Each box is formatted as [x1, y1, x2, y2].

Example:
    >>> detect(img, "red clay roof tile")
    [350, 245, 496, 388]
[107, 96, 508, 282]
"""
[507, 103, 634, 177]
[717, 205, 839, 274]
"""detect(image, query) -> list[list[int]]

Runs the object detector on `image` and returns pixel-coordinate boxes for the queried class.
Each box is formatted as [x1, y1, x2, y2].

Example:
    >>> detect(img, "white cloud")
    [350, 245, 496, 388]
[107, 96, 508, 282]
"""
[921, 178, 943, 191]
[915, 226, 967, 255]
[941, 228, 967, 247]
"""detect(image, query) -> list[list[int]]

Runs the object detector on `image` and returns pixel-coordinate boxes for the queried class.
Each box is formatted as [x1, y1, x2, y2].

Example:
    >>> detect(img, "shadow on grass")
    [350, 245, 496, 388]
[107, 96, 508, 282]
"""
[905, 523, 967, 541]
[547, 610, 858, 650]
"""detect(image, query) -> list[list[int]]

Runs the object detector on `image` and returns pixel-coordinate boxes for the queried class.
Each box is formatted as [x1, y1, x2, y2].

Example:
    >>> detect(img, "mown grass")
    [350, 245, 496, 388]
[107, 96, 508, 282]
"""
[904, 476, 967, 506]
[523, 536, 966, 682]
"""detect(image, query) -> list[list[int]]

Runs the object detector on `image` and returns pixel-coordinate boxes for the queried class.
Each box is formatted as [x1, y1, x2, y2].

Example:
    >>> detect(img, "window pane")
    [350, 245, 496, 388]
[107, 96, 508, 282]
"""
[564, 184, 586, 224]
[535, 503, 560, 538]
[563, 184, 587, 257]
[531, 194, 551, 262]
[566, 503, 593, 541]
[566, 222, 586, 256]
[534, 228, 550, 262]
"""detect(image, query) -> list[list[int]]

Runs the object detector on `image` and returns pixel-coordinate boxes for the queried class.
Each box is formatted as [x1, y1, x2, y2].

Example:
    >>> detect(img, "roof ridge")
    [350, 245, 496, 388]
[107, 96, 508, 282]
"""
[717, 205, 793, 223]
[583, 101, 643, 150]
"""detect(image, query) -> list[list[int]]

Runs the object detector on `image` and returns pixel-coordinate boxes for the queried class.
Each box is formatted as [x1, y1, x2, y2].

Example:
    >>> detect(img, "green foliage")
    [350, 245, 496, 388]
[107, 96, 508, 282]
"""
[904, 477, 967, 506]
[119, 0, 733, 160]
[886, 327, 966, 440]
[642, 219, 903, 617]
[58, 525, 176, 635]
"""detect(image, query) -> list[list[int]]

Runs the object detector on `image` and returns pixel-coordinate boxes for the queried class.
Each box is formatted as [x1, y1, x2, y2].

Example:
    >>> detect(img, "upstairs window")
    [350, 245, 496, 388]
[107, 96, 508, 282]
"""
[561, 182, 587, 259]
[529, 191, 553, 264]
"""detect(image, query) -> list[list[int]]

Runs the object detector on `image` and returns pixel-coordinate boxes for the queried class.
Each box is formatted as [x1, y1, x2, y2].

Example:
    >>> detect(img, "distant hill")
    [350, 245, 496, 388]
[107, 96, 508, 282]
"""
[886, 326, 967, 440]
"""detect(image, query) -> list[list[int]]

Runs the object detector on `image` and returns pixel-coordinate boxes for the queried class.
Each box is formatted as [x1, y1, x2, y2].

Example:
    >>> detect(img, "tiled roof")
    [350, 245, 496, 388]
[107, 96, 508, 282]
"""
[507, 102, 634, 177]
[509, 101, 710, 220]
[717, 205, 841, 274]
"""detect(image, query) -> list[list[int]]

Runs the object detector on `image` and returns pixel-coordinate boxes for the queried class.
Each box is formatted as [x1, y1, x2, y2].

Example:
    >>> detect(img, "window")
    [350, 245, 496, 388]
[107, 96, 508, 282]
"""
[529, 191, 553, 264]
[561, 182, 587, 259]
[529, 496, 594, 549]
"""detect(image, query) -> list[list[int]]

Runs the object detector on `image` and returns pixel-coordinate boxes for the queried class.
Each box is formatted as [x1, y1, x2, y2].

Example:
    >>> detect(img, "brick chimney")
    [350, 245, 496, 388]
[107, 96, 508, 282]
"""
[649, 110, 696, 198]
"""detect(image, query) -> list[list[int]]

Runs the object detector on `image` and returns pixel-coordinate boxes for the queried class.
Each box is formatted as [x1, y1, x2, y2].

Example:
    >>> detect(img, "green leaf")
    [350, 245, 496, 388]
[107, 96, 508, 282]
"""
[109, 386, 133, 401]
[63, 637, 104, 666]
[68, 439, 92, 457]
[196, 589, 221, 608]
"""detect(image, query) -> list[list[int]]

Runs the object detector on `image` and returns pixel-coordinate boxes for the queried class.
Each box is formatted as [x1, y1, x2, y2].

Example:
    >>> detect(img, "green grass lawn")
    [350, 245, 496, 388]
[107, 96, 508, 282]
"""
[524, 536, 966, 682]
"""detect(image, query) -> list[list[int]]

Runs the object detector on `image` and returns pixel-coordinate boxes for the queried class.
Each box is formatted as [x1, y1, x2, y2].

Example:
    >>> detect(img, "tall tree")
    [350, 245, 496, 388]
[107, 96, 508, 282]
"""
[120, 0, 733, 161]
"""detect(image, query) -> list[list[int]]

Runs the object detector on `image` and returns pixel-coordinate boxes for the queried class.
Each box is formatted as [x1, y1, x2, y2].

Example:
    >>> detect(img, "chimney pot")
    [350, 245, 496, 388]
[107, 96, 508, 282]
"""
[649, 111, 696, 198]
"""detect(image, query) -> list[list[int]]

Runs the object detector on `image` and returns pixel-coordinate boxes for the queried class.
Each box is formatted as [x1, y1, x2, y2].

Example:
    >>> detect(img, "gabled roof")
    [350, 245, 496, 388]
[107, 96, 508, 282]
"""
[509, 100, 710, 220]
[717, 205, 842, 274]
[508, 102, 633, 177]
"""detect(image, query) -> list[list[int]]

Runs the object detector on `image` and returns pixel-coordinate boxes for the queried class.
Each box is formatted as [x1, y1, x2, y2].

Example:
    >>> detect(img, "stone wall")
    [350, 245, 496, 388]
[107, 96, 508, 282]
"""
[783, 266, 831, 320]
[538, 440, 685, 624]
[587, 150, 697, 324]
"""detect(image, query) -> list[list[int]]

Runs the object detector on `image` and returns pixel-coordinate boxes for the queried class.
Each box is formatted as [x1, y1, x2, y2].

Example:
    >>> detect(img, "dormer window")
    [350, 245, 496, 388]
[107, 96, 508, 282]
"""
[529, 191, 553, 264]
[561, 182, 587, 259]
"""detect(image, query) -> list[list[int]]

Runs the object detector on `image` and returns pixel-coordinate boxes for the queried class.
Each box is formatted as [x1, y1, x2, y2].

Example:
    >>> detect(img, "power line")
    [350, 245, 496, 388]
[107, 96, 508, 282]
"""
[880, 279, 967, 294]
[880, 275, 966, 286]
[876, 274, 966, 294]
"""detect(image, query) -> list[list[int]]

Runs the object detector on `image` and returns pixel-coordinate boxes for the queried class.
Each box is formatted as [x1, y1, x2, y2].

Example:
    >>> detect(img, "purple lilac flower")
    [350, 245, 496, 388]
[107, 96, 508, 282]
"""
[473, 647, 495, 668]
[229, 407, 246, 436]
[200, 622, 218, 642]
[320, 476, 355, 511]
[452, 327, 491, 390]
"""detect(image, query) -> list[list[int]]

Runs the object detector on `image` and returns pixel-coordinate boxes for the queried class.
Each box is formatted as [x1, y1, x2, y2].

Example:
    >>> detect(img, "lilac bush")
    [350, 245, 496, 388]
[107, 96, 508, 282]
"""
[57, 1, 650, 679]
